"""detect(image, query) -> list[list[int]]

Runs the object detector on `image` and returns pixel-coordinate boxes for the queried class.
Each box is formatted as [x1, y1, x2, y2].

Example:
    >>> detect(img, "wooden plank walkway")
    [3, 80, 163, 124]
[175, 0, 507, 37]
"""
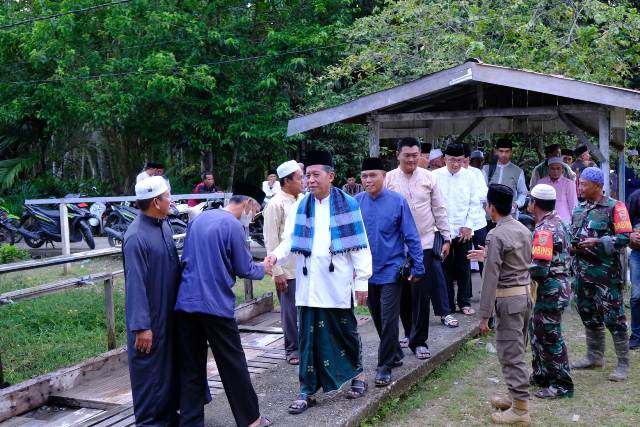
[0, 312, 285, 427]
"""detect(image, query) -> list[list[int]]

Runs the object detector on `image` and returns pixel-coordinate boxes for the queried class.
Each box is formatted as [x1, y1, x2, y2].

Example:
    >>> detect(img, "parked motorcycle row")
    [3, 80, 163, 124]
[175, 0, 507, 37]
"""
[0, 192, 270, 251]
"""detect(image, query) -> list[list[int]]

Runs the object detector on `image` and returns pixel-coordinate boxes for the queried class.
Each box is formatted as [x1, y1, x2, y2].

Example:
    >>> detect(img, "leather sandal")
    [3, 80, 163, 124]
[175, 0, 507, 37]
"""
[375, 368, 392, 387]
[346, 378, 368, 399]
[288, 394, 316, 414]
[414, 346, 431, 360]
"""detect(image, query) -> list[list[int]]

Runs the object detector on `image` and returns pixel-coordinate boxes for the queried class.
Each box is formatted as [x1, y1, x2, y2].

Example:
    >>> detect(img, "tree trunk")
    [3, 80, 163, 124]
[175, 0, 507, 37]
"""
[227, 146, 238, 191]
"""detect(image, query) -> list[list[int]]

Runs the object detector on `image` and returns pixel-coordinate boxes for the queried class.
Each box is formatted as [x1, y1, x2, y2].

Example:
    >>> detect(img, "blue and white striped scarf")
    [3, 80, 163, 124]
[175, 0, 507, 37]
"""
[291, 186, 368, 257]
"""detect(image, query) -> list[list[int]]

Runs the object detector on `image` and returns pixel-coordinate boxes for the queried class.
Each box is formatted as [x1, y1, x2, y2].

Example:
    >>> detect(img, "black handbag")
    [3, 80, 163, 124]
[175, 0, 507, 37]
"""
[432, 231, 445, 261]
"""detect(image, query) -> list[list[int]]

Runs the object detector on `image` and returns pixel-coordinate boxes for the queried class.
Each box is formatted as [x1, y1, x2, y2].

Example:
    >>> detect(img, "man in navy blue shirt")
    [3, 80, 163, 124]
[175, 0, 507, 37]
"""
[123, 176, 180, 426]
[175, 183, 272, 427]
[356, 158, 424, 386]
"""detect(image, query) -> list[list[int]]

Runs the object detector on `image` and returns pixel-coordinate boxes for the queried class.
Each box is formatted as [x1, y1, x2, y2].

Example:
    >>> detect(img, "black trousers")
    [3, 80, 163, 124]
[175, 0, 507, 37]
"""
[277, 279, 298, 358]
[472, 226, 488, 276]
[443, 237, 472, 312]
[400, 249, 443, 350]
[368, 282, 404, 371]
[176, 311, 260, 427]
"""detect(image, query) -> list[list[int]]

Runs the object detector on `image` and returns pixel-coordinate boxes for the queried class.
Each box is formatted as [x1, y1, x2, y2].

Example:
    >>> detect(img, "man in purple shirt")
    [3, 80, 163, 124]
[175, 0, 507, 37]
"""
[175, 183, 272, 427]
[537, 157, 578, 224]
[356, 157, 424, 387]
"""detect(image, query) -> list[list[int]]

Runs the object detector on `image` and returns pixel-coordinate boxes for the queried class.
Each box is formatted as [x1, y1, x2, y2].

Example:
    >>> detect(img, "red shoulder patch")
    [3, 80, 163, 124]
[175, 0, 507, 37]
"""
[613, 202, 632, 234]
[532, 229, 553, 261]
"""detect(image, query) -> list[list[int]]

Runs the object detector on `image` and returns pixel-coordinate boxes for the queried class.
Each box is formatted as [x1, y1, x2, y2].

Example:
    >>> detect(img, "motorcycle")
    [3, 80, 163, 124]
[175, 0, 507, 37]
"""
[103, 204, 188, 249]
[249, 210, 264, 247]
[17, 203, 96, 249]
[0, 203, 22, 245]
[174, 198, 225, 223]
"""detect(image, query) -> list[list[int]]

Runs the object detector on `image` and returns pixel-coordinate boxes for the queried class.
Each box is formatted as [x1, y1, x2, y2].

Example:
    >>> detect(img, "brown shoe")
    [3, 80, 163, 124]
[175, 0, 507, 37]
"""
[490, 399, 530, 425]
[490, 395, 512, 410]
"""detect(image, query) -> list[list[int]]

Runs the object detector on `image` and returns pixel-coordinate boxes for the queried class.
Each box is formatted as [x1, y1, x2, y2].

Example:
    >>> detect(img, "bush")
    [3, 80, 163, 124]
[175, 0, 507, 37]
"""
[0, 244, 30, 264]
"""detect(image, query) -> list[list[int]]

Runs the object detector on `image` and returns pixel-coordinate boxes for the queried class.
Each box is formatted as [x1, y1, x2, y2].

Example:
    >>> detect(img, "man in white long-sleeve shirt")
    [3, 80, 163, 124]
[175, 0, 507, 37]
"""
[482, 138, 528, 219]
[265, 150, 372, 415]
[434, 143, 483, 315]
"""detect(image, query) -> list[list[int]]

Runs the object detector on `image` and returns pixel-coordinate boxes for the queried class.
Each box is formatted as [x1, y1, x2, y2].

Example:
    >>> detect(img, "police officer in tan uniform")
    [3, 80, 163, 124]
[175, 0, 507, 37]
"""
[469, 184, 533, 425]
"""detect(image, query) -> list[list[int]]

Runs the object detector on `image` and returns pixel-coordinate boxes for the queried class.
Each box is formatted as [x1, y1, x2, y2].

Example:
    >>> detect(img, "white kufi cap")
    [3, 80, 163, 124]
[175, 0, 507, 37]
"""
[135, 176, 169, 200]
[428, 149, 443, 161]
[547, 157, 563, 165]
[276, 160, 301, 178]
[531, 184, 556, 201]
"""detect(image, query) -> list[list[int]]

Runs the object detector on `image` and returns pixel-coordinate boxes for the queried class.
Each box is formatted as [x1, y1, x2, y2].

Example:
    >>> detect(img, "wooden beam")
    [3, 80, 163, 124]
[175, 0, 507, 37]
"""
[558, 112, 605, 163]
[562, 113, 625, 149]
[0, 248, 121, 275]
[103, 278, 116, 351]
[471, 62, 640, 111]
[599, 111, 611, 195]
[373, 104, 603, 123]
[235, 293, 274, 324]
[379, 127, 428, 139]
[0, 271, 123, 304]
[455, 118, 484, 143]
[237, 325, 283, 334]
[368, 119, 380, 157]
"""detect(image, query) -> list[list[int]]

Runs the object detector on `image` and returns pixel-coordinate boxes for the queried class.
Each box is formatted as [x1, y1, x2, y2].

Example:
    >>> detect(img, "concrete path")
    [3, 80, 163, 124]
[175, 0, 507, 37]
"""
[204, 274, 482, 426]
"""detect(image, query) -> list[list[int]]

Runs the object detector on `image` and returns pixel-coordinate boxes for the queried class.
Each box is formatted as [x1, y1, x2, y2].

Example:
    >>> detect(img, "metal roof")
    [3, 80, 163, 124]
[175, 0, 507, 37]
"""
[287, 60, 640, 136]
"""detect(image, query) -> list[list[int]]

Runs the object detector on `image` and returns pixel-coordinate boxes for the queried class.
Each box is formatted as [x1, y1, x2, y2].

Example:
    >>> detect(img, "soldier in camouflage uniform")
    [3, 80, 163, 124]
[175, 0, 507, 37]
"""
[527, 184, 574, 399]
[570, 167, 631, 381]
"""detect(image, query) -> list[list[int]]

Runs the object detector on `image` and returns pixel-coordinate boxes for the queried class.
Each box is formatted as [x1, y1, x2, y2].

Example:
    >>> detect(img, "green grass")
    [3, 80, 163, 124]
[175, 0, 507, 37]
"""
[362, 309, 640, 426]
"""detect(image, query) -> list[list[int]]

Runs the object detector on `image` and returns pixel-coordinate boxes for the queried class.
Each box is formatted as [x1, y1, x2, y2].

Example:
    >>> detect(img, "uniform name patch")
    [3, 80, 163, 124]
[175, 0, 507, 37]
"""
[532, 230, 553, 261]
[613, 202, 632, 234]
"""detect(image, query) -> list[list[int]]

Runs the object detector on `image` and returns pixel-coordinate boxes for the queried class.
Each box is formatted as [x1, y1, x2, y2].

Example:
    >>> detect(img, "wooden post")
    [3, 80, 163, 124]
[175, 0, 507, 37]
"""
[59, 203, 71, 274]
[368, 117, 380, 157]
[599, 111, 611, 196]
[244, 227, 254, 302]
[103, 278, 116, 350]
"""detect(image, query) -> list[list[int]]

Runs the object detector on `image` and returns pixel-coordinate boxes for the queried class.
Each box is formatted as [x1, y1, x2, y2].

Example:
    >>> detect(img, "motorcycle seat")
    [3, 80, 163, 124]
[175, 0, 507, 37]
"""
[31, 207, 62, 218]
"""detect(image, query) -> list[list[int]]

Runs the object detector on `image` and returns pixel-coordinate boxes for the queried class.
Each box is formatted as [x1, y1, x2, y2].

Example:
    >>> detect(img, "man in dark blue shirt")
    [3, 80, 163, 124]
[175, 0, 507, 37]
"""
[123, 176, 181, 426]
[175, 183, 272, 427]
[356, 158, 424, 387]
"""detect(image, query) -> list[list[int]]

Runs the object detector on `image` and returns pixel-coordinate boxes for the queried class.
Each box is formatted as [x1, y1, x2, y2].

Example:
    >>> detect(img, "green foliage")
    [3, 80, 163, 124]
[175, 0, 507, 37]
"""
[0, 244, 30, 264]
[0, 0, 362, 194]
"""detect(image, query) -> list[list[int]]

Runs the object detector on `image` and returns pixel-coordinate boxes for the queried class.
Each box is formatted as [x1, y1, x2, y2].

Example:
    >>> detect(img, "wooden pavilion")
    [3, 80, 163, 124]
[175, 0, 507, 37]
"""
[287, 59, 640, 197]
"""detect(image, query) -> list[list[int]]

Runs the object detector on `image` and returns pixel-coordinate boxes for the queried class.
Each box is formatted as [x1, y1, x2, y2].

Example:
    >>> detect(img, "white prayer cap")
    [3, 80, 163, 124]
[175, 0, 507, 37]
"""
[531, 184, 556, 201]
[276, 160, 300, 178]
[135, 176, 169, 200]
[547, 157, 563, 165]
[428, 149, 443, 161]
[628, 149, 639, 156]
[470, 150, 484, 159]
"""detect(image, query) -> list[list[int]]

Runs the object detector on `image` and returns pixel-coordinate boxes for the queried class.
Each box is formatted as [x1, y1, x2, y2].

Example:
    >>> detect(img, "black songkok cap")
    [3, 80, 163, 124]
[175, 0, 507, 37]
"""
[361, 157, 385, 172]
[561, 148, 574, 157]
[487, 184, 514, 205]
[444, 143, 465, 157]
[544, 143, 561, 155]
[462, 143, 471, 157]
[233, 182, 265, 205]
[421, 142, 432, 154]
[574, 145, 588, 157]
[146, 162, 158, 169]
[305, 150, 334, 168]
[496, 138, 513, 149]
[267, 169, 277, 176]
